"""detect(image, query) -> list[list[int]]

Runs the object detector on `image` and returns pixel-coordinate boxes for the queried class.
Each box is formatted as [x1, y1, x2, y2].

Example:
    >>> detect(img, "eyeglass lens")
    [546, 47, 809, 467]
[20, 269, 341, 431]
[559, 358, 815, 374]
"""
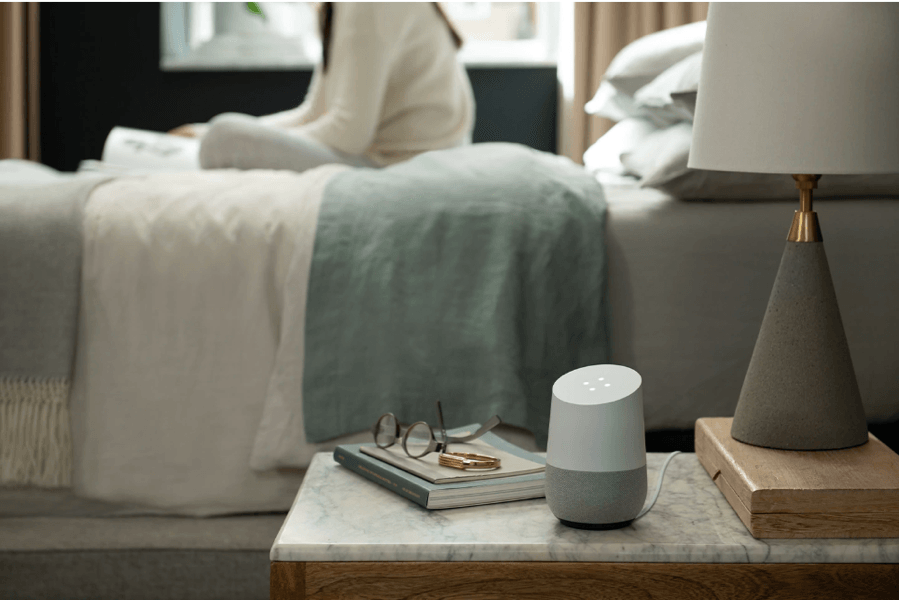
[403, 422, 433, 458]
[374, 414, 398, 448]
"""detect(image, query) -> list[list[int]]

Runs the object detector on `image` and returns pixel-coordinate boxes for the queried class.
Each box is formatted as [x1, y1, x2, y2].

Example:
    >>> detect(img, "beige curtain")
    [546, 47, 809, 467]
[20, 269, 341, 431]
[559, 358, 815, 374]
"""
[563, 2, 708, 164]
[0, 2, 40, 161]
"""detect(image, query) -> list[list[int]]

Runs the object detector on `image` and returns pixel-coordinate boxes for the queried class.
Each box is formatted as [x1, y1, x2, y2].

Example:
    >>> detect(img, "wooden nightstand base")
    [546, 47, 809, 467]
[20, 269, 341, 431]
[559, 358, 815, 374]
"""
[271, 561, 899, 600]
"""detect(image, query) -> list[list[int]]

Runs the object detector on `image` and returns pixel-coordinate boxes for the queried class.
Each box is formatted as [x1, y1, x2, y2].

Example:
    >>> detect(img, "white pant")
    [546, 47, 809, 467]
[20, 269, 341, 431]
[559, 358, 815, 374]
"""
[199, 113, 377, 173]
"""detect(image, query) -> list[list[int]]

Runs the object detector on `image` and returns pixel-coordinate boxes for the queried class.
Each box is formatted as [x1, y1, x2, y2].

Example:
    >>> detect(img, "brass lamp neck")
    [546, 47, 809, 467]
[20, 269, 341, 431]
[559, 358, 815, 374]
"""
[787, 174, 823, 242]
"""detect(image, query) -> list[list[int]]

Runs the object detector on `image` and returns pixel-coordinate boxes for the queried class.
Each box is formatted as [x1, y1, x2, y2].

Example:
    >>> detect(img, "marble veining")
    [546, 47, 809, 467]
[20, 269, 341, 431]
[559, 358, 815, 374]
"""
[271, 452, 899, 563]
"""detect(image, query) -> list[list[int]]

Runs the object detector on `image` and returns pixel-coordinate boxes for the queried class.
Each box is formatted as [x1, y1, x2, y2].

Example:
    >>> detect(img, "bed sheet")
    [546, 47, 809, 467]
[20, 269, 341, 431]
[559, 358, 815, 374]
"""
[605, 183, 899, 430]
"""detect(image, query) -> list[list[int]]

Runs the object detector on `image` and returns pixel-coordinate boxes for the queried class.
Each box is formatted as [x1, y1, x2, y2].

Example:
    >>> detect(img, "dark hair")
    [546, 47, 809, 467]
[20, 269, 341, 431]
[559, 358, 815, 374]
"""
[318, 2, 463, 72]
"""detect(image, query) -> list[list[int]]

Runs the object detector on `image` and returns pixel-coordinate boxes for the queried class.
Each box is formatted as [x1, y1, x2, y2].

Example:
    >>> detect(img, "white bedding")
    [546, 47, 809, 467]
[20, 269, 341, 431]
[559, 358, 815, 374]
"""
[69, 166, 370, 516]
[0, 159, 537, 516]
[5, 160, 898, 516]
[605, 182, 899, 430]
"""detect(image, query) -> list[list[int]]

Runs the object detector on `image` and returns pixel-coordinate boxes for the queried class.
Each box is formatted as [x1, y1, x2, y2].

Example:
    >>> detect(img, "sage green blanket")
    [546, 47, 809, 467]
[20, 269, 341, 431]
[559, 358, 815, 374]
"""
[301, 143, 608, 449]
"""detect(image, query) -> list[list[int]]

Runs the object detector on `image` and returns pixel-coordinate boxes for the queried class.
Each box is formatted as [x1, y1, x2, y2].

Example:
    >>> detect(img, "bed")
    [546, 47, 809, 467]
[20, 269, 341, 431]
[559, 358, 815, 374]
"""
[4, 18, 899, 600]
[4, 158, 899, 600]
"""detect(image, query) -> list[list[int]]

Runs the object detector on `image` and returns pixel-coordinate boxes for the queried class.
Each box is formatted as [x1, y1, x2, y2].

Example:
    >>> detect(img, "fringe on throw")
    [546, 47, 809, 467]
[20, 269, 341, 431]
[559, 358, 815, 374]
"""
[0, 377, 72, 488]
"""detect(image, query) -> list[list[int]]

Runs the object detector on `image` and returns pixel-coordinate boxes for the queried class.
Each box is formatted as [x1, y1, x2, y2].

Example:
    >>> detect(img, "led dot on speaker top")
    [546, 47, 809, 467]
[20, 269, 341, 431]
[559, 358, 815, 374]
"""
[583, 382, 589, 385]
[598, 377, 604, 381]
[605, 383, 611, 387]
[589, 388, 595, 391]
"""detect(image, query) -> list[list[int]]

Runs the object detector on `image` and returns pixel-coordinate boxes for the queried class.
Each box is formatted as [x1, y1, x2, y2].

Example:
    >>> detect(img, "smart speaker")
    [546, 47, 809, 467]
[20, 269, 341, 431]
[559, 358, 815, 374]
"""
[545, 364, 647, 529]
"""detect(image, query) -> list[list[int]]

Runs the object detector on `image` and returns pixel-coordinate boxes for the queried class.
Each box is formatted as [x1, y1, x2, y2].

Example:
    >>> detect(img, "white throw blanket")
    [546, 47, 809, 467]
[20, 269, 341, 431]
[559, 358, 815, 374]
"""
[1, 174, 111, 488]
[70, 165, 372, 515]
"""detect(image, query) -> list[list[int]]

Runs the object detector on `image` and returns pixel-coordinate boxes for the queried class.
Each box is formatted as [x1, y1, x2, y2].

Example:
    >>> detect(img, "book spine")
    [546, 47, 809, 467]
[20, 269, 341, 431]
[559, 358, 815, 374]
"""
[332, 447, 432, 509]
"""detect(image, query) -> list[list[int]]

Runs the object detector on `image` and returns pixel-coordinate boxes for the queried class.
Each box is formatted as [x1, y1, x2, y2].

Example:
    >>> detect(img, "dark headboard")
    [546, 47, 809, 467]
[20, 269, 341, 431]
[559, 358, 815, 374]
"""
[39, 2, 557, 172]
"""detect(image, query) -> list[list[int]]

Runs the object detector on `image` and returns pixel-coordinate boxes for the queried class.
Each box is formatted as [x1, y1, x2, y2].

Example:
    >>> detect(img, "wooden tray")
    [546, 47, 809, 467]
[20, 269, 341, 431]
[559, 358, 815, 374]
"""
[695, 417, 899, 538]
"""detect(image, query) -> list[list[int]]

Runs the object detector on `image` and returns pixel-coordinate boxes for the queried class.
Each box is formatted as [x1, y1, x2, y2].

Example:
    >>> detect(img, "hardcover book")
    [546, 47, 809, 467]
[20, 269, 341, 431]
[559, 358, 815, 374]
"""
[78, 127, 200, 174]
[333, 425, 546, 510]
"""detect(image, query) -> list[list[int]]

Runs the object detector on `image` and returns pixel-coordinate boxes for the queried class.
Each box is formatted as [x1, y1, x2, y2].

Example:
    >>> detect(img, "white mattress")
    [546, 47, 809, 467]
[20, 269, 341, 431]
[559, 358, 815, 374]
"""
[604, 182, 899, 431]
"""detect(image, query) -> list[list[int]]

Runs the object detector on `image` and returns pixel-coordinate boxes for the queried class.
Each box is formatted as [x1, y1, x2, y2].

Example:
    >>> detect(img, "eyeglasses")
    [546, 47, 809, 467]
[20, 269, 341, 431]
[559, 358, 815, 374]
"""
[371, 400, 502, 459]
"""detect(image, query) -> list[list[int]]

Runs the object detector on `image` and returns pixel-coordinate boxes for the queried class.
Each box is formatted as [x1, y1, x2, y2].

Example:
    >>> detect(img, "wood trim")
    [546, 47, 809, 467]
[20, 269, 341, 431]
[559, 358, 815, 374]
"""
[749, 511, 899, 540]
[271, 561, 899, 600]
[271, 561, 305, 599]
[26, 2, 39, 161]
[710, 454, 899, 539]
[0, 1, 26, 159]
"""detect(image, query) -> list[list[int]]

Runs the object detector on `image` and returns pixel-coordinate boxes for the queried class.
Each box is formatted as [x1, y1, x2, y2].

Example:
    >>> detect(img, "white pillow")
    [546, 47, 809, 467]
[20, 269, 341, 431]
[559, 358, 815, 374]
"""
[601, 21, 707, 97]
[620, 122, 693, 181]
[585, 80, 688, 128]
[624, 122, 899, 200]
[584, 80, 639, 123]
[634, 51, 703, 122]
[583, 118, 658, 176]
[585, 21, 706, 125]
[669, 90, 698, 120]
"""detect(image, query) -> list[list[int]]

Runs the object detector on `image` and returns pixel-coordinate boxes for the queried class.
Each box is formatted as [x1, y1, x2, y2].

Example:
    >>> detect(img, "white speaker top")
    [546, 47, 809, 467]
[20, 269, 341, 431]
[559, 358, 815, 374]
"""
[553, 365, 642, 406]
[547, 364, 646, 472]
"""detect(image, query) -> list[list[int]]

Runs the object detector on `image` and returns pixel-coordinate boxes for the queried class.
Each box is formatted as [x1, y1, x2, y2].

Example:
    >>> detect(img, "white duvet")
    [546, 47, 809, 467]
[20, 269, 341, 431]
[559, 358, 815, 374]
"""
[70, 166, 373, 516]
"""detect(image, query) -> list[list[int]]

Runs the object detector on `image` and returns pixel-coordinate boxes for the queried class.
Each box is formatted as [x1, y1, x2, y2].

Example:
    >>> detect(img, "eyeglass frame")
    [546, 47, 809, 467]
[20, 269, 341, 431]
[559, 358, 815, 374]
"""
[371, 400, 502, 458]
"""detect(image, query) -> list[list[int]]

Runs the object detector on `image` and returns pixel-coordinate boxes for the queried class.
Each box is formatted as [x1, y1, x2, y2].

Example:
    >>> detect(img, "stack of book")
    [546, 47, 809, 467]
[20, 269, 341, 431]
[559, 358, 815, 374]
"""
[333, 424, 546, 509]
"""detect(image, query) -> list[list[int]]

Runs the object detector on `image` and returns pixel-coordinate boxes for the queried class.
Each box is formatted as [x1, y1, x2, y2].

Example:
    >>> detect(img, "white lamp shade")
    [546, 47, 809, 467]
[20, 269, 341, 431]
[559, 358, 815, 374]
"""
[689, 3, 899, 175]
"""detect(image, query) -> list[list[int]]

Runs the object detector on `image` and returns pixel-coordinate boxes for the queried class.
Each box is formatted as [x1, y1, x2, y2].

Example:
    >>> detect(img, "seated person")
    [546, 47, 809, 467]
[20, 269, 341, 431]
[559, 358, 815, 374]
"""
[171, 2, 476, 172]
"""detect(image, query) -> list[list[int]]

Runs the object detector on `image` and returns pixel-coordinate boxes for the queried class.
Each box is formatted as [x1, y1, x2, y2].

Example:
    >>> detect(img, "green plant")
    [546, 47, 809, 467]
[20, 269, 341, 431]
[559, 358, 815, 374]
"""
[246, 2, 265, 19]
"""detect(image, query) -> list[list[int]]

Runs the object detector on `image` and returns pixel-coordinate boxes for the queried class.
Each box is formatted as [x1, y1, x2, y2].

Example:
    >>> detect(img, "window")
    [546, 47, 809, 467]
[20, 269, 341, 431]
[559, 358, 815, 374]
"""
[161, 2, 321, 70]
[444, 2, 559, 67]
[160, 2, 558, 71]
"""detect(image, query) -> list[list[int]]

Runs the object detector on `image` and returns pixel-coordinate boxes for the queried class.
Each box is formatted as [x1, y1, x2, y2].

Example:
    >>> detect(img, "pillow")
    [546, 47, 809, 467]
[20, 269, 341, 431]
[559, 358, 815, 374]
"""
[584, 80, 640, 123]
[585, 22, 706, 125]
[669, 90, 698, 120]
[583, 118, 658, 176]
[634, 51, 702, 122]
[585, 81, 680, 128]
[624, 122, 899, 200]
[601, 21, 707, 97]
[620, 122, 693, 181]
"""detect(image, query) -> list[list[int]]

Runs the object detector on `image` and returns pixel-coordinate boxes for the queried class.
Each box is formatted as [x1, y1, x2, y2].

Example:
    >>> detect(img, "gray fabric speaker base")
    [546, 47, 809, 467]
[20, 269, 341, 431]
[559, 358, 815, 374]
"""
[545, 463, 647, 526]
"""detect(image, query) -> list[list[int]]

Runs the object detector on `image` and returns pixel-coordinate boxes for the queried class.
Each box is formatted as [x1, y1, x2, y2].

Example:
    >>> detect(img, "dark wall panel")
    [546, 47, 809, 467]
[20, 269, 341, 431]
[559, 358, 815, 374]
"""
[39, 3, 557, 172]
[467, 68, 557, 153]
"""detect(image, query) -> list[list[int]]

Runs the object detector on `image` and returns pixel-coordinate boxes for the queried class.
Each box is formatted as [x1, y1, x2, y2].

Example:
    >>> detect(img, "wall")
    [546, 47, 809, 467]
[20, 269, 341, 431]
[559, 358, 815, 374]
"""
[39, 2, 557, 172]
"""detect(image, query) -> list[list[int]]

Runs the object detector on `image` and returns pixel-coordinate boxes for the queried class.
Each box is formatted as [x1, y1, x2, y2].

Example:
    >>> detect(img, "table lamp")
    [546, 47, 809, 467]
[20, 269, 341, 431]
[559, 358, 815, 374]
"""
[689, 3, 899, 450]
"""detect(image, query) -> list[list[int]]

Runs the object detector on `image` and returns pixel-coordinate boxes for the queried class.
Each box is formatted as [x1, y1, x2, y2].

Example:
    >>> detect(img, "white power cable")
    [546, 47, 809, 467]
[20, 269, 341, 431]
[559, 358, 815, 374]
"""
[634, 450, 681, 521]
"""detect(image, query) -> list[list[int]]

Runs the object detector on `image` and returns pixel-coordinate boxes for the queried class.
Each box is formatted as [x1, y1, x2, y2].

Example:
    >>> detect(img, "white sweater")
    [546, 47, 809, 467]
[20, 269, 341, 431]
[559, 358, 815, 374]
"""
[259, 2, 476, 166]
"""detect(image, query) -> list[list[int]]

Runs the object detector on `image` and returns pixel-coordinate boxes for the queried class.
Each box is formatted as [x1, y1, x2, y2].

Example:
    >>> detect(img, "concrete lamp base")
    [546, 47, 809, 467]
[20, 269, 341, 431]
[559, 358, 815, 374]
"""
[731, 240, 869, 451]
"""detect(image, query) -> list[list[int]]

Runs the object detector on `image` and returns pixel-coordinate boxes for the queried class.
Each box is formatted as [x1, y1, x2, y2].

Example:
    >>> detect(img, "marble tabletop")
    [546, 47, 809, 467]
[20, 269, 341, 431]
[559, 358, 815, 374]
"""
[271, 452, 899, 563]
